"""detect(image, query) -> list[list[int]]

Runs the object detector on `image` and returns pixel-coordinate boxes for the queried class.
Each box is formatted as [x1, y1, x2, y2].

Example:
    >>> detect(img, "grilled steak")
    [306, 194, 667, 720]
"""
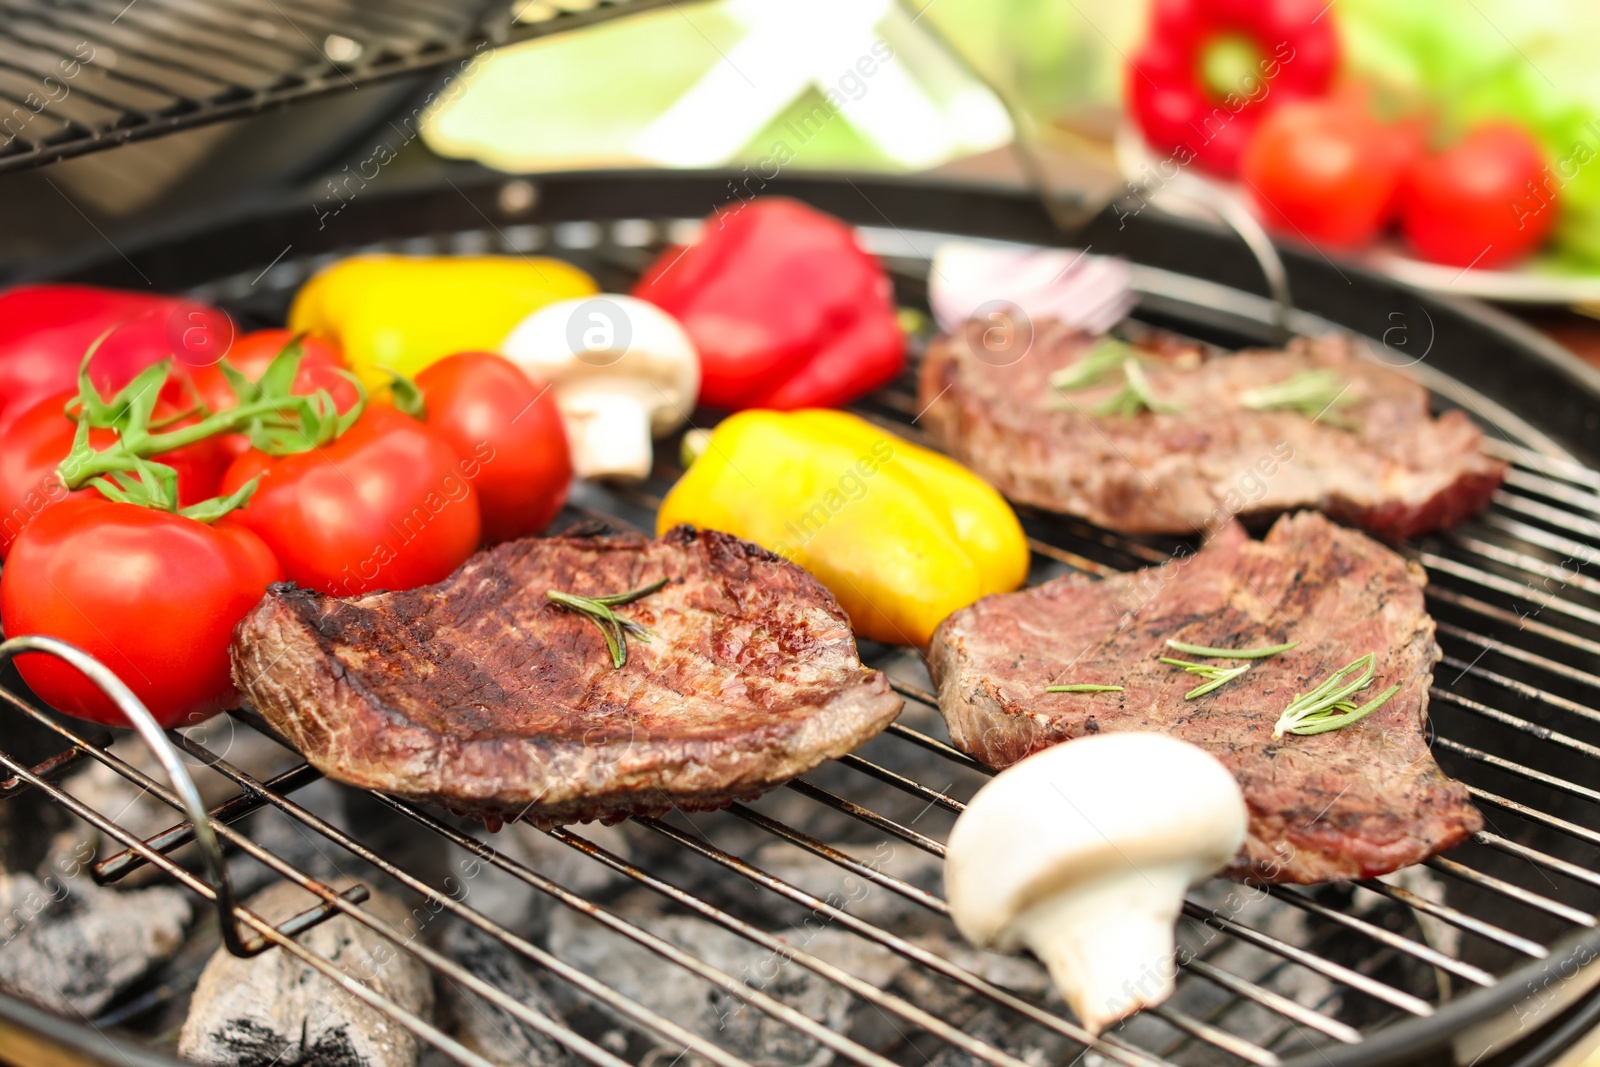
[918, 326, 1505, 540]
[928, 511, 1481, 883]
[232, 526, 903, 827]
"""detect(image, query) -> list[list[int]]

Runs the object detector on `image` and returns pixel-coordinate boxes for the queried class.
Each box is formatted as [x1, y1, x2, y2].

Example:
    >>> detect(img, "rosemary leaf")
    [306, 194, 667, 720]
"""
[1165, 639, 1300, 659]
[546, 578, 668, 669]
[1159, 657, 1251, 699]
[1239, 369, 1357, 427]
[1286, 684, 1401, 736]
[1049, 338, 1134, 392]
[1045, 684, 1124, 693]
[588, 577, 670, 606]
[1093, 359, 1183, 417]
[1272, 653, 1385, 738]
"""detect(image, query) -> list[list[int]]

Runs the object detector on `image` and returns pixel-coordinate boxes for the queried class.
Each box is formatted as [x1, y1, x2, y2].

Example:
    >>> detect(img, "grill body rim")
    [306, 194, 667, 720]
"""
[3, 169, 1600, 1067]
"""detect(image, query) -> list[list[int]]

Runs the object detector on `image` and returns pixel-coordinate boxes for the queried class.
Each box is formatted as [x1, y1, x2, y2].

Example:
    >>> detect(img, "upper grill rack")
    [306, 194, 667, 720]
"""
[0, 0, 678, 175]
[5, 217, 1600, 1067]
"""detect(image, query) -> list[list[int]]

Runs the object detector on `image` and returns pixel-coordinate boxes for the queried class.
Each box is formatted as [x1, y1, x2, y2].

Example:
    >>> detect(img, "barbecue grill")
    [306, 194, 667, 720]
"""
[4, 7, 1600, 1066]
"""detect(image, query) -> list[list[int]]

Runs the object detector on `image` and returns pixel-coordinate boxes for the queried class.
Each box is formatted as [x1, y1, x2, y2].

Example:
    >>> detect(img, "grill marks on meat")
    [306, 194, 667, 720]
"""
[231, 527, 902, 827]
[928, 512, 1481, 883]
[918, 326, 1506, 540]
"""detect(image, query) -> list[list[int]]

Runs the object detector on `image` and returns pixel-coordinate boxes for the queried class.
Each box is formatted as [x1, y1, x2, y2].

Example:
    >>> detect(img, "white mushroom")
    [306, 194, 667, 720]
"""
[944, 733, 1246, 1035]
[501, 294, 699, 481]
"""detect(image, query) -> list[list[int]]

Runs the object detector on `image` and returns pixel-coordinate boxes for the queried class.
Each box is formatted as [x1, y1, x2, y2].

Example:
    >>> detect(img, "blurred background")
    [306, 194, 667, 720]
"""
[6, 0, 1600, 351]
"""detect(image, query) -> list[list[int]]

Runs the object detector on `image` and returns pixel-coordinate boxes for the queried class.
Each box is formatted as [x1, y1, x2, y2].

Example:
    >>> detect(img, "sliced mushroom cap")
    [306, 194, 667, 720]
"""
[945, 733, 1246, 1034]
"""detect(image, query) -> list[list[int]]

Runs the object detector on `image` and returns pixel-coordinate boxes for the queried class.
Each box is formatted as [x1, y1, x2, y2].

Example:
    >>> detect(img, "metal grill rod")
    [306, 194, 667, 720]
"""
[1435, 736, 1600, 805]
[785, 751, 1437, 1021]
[94, 728, 649, 1067]
[1475, 832, 1600, 893]
[173, 734, 861, 1067]
[1446, 535, 1600, 600]
[0, 643, 361, 958]
[1413, 551, 1600, 630]
[628, 813, 1172, 1067]
[0, 730, 506, 1067]
[1424, 857, 1595, 928]
[1183, 905, 1432, 1016]
[1405, 650, 1598, 747]
[1484, 513, 1600, 569]
[540, 825, 1066, 1067]
[1431, 687, 1600, 762]
[1436, 622, 1600, 700]
[1427, 587, 1600, 662]
[1482, 440, 1600, 490]
[1349, 878, 1540, 960]
[724, 792, 1369, 1048]
[96, 761, 324, 883]
[1468, 786, 1600, 849]
[1264, 888, 1493, 987]
[368, 798, 1035, 1067]
[1493, 492, 1600, 546]
[842, 741, 1517, 995]
[1503, 471, 1600, 521]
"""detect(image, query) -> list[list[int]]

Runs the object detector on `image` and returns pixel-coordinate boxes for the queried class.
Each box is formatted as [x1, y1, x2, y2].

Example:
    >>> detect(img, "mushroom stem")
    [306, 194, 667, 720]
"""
[1011, 868, 1190, 1035]
[562, 389, 655, 481]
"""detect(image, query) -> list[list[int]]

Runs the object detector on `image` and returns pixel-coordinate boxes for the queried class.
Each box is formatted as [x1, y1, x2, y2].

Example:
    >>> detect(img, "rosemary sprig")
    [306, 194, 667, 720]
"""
[546, 577, 669, 669]
[1049, 338, 1135, 392]
[1045, 684, 1124, 693]
[1239, 369, 1356, 427]
[1165, 639, 1300, 659]
[1159, 657, 1251, 699]
[1093, 359, 1183, 417]
[1271, 652, 1401, 738]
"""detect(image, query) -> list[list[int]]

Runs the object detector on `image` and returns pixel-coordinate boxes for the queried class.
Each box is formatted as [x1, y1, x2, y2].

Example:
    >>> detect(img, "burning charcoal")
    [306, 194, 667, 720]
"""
[438, 922, 570, 1067]
[926, 1005, 1076, 1067]
[0, 859, 191, 1017]
[509, 821, 634, 897]
[548, 905, 857, 1067]
[61, 726, 300, 887]
[179, 879, 432, 1067]
[749, 840, 945, 931]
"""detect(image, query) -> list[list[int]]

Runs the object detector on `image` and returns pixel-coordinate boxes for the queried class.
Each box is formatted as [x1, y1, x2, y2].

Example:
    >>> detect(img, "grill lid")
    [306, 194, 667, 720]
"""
[0, 0, 685, 175]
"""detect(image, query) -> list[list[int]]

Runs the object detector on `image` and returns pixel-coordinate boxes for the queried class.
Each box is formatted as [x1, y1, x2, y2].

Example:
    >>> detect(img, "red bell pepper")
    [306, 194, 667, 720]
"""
[632, 198, 904, 410]
[1127, 0, 1340, 177]
[0, 284, 233, 435]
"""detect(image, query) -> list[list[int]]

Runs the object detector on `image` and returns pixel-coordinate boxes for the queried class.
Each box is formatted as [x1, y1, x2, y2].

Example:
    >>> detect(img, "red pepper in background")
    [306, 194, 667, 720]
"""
[632, 198, 904, 411]
[1127, 0, 1340, 177]
[0, 284, 233, 435]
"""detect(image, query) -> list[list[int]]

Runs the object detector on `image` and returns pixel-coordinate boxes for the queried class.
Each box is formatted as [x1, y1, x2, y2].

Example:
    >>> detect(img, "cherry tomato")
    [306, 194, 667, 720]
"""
[1, 495, 282, 727]
[413, 352, 571, 544]
[1401, 123, 1556, 269]
[220, 406, 481, 596]
[0, 390, 229, 558]
[1241, 99, 1414, 248]
[190, 329, 358, 458]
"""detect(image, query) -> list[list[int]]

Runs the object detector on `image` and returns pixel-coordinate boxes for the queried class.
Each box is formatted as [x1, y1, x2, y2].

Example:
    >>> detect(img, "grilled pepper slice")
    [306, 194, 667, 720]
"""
[632, 198, 904, 411]
[657, 409, 1028, 646]
[288, 255, 598, 387]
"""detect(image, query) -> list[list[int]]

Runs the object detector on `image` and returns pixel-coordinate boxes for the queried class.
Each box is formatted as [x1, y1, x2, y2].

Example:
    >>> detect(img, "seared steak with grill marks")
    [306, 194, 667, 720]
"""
[918, 327, 1505, 540]
[928, 511, 1481, 883]
[231, 526, 902, 828]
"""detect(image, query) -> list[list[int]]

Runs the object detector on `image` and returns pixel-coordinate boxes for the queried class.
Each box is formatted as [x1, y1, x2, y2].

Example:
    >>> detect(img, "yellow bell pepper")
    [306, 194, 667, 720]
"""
[657, 409, 1029, 646]
[288, 254, 598, 387]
